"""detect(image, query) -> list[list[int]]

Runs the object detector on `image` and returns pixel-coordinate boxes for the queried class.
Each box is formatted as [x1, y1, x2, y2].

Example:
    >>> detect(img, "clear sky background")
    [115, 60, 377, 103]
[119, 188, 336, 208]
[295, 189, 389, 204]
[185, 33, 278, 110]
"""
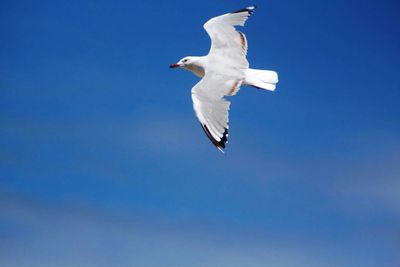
[1, 0, 400, 266]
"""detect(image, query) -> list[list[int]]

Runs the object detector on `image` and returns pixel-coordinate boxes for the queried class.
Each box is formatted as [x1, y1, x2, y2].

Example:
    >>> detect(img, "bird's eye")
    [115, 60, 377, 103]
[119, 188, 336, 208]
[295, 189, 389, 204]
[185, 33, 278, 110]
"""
[183, 59, 188, 63]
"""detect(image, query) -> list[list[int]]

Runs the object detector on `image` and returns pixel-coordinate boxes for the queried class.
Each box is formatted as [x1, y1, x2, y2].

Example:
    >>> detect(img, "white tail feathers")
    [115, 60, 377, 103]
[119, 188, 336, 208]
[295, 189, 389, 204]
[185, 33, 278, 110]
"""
[244, 68, 278, 91]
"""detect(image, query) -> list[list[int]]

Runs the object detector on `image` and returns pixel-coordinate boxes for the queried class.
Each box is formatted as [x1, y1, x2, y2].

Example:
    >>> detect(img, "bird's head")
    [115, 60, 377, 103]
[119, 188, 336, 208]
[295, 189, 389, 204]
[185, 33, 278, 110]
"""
[169, 56, 195, 69]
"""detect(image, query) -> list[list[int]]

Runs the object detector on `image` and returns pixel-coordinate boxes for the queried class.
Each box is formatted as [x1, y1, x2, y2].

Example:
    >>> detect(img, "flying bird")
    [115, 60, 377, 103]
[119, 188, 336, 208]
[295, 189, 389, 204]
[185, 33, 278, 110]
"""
[170, 6, 278, 152]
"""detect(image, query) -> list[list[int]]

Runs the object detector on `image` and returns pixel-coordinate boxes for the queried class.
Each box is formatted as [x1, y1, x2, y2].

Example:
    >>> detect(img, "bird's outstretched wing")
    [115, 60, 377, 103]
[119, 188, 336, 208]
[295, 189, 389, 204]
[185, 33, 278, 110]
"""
[203, 6, 256, 68]
[192, 72, 244, 152]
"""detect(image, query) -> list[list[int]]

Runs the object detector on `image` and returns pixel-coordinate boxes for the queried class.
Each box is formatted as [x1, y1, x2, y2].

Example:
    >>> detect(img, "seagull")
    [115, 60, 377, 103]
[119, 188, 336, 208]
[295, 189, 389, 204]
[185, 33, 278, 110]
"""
[170, 6, 278, 152]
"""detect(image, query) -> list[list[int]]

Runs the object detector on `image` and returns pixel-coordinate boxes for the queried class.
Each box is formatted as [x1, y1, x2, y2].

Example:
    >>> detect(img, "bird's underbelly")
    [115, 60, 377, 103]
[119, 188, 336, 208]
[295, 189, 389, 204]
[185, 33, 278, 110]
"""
[206, 56, 248, 79]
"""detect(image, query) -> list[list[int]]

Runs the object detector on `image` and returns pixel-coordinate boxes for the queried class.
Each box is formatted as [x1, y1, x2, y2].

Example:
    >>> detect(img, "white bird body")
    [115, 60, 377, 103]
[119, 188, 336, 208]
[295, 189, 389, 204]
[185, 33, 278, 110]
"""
[170, 6, 278, 152]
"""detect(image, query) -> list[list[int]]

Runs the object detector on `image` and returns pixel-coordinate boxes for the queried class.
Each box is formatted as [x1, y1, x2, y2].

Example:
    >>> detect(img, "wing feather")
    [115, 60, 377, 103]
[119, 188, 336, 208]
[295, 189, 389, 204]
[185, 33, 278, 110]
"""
[192, 72, 243, 151]
[203, 6, 255, 67]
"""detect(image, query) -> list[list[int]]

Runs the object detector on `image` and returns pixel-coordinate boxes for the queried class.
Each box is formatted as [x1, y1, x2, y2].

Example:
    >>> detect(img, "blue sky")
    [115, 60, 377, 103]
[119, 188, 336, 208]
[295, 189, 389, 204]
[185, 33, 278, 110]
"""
[1, 0, 400, 266]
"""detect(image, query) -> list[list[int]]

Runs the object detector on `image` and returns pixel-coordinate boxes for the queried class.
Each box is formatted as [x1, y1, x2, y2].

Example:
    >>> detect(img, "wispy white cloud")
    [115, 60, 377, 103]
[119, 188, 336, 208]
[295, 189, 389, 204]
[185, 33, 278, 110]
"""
[334, 143, 400, 213]
[1, 190, 390, 267]
[2, 116, 400, 267]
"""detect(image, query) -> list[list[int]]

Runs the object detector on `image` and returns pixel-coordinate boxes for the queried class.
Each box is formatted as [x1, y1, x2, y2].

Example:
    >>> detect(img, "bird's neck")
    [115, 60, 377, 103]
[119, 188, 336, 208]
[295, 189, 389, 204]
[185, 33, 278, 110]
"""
[185, 56, 206, 78]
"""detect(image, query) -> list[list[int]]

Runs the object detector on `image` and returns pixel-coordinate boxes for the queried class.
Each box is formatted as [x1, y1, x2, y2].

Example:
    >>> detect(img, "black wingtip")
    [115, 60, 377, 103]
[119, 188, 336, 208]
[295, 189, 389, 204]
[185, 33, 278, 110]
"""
[200, 124, 228, 152]
[231, 5, 257, 15]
